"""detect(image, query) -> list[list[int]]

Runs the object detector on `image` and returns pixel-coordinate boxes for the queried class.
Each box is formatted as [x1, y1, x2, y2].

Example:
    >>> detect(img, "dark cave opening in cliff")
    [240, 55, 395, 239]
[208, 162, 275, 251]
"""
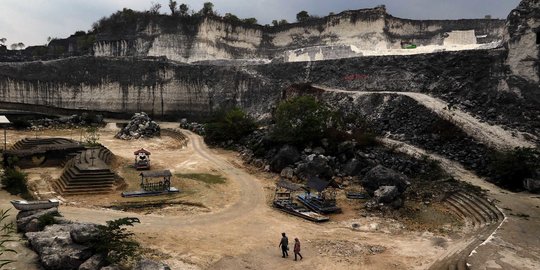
[536, 31, 540, 44]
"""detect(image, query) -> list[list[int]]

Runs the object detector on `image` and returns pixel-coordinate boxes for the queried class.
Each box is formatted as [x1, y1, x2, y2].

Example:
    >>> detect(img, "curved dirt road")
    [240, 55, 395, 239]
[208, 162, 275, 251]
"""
[313, 84, 537, 149]
[60, 129, 265, 227]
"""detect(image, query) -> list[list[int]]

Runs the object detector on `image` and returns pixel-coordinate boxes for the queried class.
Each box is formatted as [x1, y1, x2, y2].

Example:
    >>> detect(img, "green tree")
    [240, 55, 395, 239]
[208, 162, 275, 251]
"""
[242, 18, 258, 25]
[200, 2, 214, 16]
[84, 127, 100, 146]
[90, 217, 140, 265]
[224, 13, 241, 23]
[168, 0, 178, 15]
[179, 3, 189, 16]
[0, 209, 16, 268]
[205, 108, 257, 144]
[296, 10, 310, 22]
[272, 96, 333, 144]
[272, 19, 288, 26]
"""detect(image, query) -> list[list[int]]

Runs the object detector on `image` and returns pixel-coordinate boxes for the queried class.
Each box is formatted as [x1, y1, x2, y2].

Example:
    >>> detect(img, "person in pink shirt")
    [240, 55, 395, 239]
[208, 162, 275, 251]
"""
[294, 238, 303, 261]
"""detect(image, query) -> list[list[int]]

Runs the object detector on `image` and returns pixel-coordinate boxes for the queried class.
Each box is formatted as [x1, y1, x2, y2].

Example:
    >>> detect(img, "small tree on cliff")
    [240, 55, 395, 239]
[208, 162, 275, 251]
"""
[179, 3, 189, 16]
[168, 0, 178, 15]
[148, 2, 161, 15]
[200, 2, 214, 16]
[0, 38, 6, 45]
[296, 10, 310, 22]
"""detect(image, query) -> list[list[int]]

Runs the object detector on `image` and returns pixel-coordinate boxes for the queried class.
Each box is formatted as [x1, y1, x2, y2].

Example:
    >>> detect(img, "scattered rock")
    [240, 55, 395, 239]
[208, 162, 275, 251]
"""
[280, 167, 294, 179]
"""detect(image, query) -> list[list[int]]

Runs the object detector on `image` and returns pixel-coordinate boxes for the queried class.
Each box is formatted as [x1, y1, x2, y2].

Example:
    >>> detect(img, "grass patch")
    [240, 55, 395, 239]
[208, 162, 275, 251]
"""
[175, 173, 226, 184]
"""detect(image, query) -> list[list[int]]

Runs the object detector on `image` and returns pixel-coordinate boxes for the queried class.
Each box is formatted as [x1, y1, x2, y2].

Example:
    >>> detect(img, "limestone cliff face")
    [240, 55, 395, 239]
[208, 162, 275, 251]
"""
[1, 49, 538, 135]
[92, 7, 505, 63]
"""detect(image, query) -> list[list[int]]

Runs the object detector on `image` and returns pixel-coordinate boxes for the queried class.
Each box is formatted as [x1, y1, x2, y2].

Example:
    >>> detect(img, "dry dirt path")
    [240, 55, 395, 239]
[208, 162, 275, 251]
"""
[313, 84, 537, 149]
[381, 138, 540, 270]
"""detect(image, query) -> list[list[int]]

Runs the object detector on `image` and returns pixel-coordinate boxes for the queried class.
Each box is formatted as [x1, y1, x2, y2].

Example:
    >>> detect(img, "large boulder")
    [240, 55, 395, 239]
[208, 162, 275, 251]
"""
[16, 207, 59, 233]
[270, 145, 300, 172]
[341, 158, 368, 176]
[296, 154, 334, 180]
[374, 186, 400, 204]
[361, 165, 410, 196]
[79, 254, 106, 270]
[71, 224, 100, 244]
[26, 224, 94, 269]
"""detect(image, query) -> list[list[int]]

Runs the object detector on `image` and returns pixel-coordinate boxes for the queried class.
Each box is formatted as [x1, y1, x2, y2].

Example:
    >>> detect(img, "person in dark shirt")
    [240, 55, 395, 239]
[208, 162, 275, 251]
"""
[278, 232, 289, 258]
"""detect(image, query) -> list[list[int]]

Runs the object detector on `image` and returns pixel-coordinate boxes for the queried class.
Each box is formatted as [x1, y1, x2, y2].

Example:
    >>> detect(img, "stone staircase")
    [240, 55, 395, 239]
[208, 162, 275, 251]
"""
[429, 191, 504, 270]
[54, 147, 116, 195]
[11, 137, 77, 150]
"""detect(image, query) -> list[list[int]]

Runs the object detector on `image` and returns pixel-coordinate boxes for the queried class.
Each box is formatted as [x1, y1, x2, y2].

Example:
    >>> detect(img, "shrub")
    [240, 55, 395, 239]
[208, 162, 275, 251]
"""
[272, 96, 333, 144]
[37, 212, 61, 230]
[0, 209, 16, 268]
[488, 147, 539, 190]
[1, 169, 30, 198]
[204, 108, 257, 144]
[91, 217, 140, 265]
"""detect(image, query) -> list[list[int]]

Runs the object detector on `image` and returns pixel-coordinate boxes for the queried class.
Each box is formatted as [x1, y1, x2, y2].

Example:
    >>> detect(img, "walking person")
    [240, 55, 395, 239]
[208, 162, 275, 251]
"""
[278, 232, 289, 258]
[294, 238, 303, 261]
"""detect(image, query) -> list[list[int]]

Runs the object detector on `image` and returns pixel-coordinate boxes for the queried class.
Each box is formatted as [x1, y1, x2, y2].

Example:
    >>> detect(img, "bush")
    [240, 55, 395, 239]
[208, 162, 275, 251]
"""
[0, 209, 16, 268]
[1, 168, 30, 198]
[90, 217, 140, 265]
[204, 108, 257, 144]
[37, 212, 61, 230]
[272, 96, 333, 144]
[488, 147, 539, 190]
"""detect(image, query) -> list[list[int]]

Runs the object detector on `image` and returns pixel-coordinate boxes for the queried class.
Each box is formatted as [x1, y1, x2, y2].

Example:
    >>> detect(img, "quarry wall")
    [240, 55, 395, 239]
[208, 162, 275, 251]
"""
[91, 7, 505, 63]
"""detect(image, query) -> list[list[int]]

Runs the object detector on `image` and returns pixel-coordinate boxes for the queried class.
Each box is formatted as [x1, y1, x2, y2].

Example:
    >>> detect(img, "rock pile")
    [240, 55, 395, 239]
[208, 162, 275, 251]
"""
[179, 118, 205, 134]
[361, 165, 410, 210]
[115, 112, 160, 140]
[16, 207, 170, 270]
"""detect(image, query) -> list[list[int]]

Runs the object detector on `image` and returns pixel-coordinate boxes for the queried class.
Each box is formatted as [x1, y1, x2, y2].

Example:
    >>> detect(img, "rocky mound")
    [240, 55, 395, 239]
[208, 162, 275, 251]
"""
[115, 112, 160, 140]
[16, 207, 170, 270]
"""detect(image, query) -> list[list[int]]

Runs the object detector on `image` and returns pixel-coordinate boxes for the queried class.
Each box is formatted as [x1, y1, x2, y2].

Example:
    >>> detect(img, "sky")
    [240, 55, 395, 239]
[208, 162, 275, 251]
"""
[0, 0, 522, 47]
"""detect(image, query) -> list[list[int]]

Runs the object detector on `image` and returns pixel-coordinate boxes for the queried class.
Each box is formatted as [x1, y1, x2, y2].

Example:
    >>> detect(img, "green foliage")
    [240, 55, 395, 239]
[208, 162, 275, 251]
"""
[200, 2, 214, 16]
[488, 147, 540, 190]
[175, 173, 226, 184]
[37, 212, 61, 230]
[272, 19, 288, 26]
[296, 10, 310, 22]
[84, 127, 100, 146]
[0, 209, 17, 269]
[204, 108, 257, 144]
[1, 169, 29, 198]
[272, 96, 333, 144]
[242, 18, 258, 25]
[91, 217, 140, 264]
[76, 34, 96, 54]
[224, 13, 241, 23]
[179, 3, 189, 16]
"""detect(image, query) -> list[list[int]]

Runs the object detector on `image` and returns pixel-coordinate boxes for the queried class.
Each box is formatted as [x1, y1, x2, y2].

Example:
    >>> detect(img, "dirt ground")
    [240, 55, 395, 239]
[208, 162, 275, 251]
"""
[0, 124, 508, 269]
